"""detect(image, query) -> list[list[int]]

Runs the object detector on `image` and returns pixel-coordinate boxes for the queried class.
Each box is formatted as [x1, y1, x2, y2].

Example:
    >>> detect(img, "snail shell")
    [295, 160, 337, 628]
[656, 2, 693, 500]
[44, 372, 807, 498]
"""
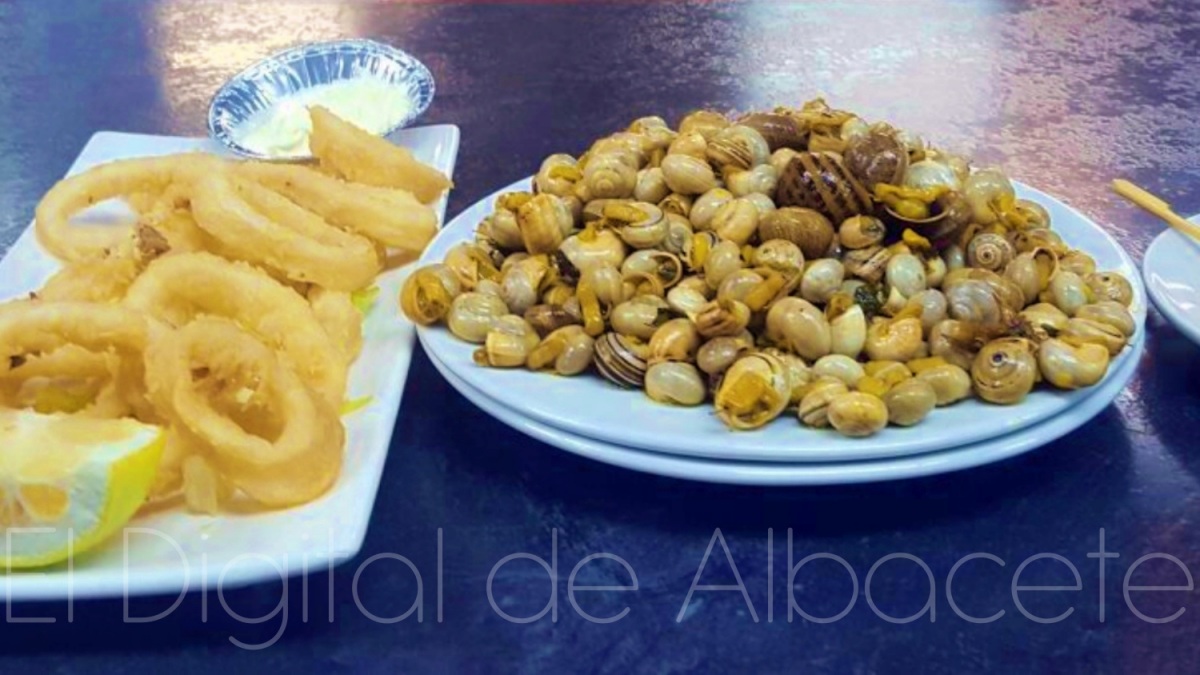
[1018, 302, 1069, 342]
[915, 363, 972, 406]
[865, 316, 925, 363]
[662, 213, 695, 258]
[882, 378, 938, 426]
[813, 354, 866, 387]
[828, 392, 889, 437]
[524, 303, 582, 338]
[1058, 250, 1097, 277]
[582, 153, 637, 200]
[1075, 301, 1136, 337]
[610, 295, 670, 339]
[715, 352, 792, 430]
[770, 148, 803, 176]
[966, 233, 1015, 272]
[447, 292, 509, 343]
[475, 315, 541, 368]
[622, 249, 684, 289]
[703, 240, 745, 290]
[798, 377, 850, 428]
[697, 335, 753, 376]
[527, 325, 594, 376]
[775, 151, 874, 224]
[711, 198, 761, 246]
[757, 207, 835, 260]
[534, 154, 580, 198]
[962, 168, 1015, 226]
[400, 263, 461, 326]
[614, 203, 669, 250]
[759, 348, 814, 404]
[634, 168, 671, 204]
[690, 188, 735, 231]
[517, 194, 574, 255]
[716, 269, 765, 305]
[1038, 338, 1109, 390]
[667, 132, 708, 160]
[908, 290, 948, 335]
[737, 112, 807, 151]
[658, 193, 694, 219]
[1046, 271, 1091, 316]
[1060, 317, 1127, 356]
[971, 337, 1039, 405]
[645, 362, 707, 406]
[944, 279, 1003, 326]
[706, 125, 771, 172]
[843, 246, 891, 285]
[765, 297, 832, 361]
[843, 130, 909, 190]
[1085, 272, 1134, 307]
[801, 259, 846, 305]
[726, 165, 779, 198]
[678, 110, 730, 141]
[694, 299, 752, 338]
[838, 215, 887, 250]
[830, 304, 867, 358]
[661, 154, 719, 195]
[1015, 199, 1052, 229]
[666, 283, 709, 317]
[593, 332, 650, 389]
[559, 229, 626, 273]
[885, 253, 927, 299]
[927, 320, 981, 371]
[1004, 248, 1058, 303]
[902, 158, 962, 193]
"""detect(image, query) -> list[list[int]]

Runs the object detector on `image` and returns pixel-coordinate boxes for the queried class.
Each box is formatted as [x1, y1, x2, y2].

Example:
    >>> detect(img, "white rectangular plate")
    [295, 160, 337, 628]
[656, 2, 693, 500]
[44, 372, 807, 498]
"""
[0, 125, 459, 601]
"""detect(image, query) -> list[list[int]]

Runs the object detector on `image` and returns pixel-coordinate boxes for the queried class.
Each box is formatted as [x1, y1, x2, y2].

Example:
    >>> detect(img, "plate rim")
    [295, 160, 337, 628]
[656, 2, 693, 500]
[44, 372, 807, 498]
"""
[428, 332, 1143, 485]
[1143, 225, 1200, 347]
[419, 175, 1147, 463]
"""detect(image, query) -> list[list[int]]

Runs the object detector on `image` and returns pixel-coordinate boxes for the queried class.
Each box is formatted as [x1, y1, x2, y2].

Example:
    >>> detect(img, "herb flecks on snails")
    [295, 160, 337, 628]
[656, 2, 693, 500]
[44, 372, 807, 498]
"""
[403, 98, 1137, 438]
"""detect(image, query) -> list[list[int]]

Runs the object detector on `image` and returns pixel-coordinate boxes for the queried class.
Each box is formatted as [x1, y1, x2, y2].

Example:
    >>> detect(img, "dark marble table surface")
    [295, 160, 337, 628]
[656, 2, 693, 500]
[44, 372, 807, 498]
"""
[3, 0, 1200, 672]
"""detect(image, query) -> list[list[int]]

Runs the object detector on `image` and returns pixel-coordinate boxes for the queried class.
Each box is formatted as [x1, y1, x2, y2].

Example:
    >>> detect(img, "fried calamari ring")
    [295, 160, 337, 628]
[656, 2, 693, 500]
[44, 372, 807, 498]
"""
[309, 105, 453, 204]
[190, 171, 380, 291]
[0, 300, 150, 415]
[146, 318, 343, 508]
[0, 345, 128, 418]
[123, 252, 346, 406]
[38, 250, 142, 303]
[235, 162, 438, 252]
[34, 154, 223, 262]
[308, 287, 363, 366]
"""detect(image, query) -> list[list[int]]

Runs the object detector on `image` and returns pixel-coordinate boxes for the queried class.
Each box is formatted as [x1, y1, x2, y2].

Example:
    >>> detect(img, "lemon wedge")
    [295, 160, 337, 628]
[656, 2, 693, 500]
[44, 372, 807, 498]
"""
[0, 409, 164, 569]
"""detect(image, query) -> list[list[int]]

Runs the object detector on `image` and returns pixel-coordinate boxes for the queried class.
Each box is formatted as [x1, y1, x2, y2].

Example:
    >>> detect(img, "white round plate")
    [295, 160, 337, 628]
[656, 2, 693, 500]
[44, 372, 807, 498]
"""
[428, 333, 1142, 485]
[1144, 223, 1200, 346]
[418, 177, 1146, 463]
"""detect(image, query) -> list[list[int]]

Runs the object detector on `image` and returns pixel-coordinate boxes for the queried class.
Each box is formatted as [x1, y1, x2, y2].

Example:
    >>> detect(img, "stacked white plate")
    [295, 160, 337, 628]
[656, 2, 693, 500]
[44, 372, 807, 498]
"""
[417, 178, 1147, 485]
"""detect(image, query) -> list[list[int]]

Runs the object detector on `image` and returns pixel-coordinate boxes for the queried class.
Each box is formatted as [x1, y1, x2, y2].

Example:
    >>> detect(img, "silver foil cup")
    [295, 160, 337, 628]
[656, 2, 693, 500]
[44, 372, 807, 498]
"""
[207, 39, 435, 160]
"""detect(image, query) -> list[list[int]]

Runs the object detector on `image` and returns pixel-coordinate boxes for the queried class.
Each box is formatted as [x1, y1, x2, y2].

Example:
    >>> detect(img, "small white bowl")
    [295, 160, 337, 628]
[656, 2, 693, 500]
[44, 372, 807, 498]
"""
[207, 39, 435, 160]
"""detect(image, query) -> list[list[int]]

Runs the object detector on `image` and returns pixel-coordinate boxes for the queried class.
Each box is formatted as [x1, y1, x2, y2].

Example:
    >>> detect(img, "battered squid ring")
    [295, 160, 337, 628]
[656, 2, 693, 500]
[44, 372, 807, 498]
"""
[0, 345, 128, 418]
[189, 171, 381, 291]
[308, 286, 364, 366]
[234, 162, 438, 253]
[122, 252, 347, 406]
[0, 300, 150, 416]
[34, 154, 222, 263]
[146, 318, 343, 508]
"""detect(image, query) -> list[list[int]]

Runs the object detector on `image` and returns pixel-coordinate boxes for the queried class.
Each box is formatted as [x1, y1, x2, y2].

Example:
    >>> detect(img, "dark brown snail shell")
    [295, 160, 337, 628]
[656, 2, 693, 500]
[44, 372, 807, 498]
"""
[843, 130, 908, 190]
[736, 113, 807, 151]
[775, 151, 873, 224]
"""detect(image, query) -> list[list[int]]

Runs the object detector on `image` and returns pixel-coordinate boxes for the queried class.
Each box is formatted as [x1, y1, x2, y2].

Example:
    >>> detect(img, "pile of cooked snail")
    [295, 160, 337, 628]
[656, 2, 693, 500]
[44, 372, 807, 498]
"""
[401, 98, 1137, 438]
